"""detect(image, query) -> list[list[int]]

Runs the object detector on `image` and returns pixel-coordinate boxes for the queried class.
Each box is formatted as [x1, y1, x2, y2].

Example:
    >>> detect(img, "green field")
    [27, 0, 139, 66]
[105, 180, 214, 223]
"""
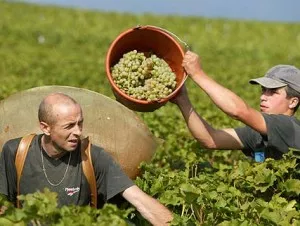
[1, 1, 300, 225]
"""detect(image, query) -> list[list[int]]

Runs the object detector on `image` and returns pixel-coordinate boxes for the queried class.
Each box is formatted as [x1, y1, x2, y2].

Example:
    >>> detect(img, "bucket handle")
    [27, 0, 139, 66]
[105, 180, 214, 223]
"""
[134, 25, 191, 52]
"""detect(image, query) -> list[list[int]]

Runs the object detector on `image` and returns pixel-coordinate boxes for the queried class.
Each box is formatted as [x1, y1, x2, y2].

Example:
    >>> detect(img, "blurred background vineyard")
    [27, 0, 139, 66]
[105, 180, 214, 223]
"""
[1, 1, 300, 225]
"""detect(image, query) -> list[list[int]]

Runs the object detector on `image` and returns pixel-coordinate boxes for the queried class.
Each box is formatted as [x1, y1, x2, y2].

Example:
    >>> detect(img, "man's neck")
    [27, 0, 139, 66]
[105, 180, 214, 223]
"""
[41, 135, 68, 159]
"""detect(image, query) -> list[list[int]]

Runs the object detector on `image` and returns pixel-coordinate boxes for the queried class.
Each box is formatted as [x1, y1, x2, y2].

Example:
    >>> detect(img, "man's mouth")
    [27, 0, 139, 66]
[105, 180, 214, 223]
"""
[260, 105, 268, 111]
[69, 139, 78, 144]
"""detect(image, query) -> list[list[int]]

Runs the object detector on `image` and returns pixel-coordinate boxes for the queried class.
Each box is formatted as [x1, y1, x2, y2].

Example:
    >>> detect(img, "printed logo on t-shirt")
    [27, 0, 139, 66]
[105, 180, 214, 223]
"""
[65, 187, 80, 196]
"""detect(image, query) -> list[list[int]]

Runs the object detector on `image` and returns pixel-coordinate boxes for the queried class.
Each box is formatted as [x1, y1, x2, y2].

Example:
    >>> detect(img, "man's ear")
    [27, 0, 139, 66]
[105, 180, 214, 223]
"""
[289, 97, 299, 109]
[40, 121, 51, 135]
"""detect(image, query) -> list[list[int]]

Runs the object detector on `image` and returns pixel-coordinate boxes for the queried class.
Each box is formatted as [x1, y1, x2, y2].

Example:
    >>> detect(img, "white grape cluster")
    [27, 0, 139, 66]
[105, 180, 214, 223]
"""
[111, 50, 177, 101]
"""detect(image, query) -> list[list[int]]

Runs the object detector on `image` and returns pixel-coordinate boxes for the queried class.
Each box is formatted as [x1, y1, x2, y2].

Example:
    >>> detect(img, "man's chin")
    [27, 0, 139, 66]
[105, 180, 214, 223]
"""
[63, 146, 78, 152]
[260, 109, 275, 115]
[69, 146, 78, 151]
[260, 107, 269, 113]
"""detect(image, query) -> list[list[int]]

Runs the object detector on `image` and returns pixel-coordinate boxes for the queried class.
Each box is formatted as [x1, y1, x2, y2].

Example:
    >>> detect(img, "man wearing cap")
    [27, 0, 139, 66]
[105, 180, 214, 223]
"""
[172, 50, 300, 162]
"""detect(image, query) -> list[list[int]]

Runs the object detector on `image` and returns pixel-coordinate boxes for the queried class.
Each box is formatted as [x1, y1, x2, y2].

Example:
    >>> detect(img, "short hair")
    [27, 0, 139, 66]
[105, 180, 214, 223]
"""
[285, 86, 300, 112]
[38, 93, 79, 125]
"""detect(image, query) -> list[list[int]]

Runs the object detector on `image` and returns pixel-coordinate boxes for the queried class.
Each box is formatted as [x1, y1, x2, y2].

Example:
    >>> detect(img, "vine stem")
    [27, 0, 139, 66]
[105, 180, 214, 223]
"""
[181, 204, 186, 217]
[189, 204, 196, 220]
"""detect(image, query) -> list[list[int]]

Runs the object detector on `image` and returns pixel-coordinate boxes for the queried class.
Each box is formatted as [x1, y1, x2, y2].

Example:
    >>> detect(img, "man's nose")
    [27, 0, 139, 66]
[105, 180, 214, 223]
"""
[73, 125, 82, 136]
[260, 93, 267, 101]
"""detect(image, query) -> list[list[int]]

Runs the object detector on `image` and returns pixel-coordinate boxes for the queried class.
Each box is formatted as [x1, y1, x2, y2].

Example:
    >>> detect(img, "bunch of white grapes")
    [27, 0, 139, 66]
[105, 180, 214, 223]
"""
[111, 50, 177, 101]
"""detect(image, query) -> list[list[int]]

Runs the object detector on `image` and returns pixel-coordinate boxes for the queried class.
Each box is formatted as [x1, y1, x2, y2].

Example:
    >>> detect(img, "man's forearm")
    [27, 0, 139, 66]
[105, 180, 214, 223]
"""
[137, 197, 173, 226]
[122, 185, 173, 225]
[192, 70, 250, 121]
[176, 98, 217, 149]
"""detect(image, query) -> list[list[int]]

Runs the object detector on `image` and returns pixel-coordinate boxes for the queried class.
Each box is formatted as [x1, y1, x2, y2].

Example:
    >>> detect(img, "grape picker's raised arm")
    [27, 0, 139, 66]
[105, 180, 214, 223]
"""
[172, 51, 300, 161]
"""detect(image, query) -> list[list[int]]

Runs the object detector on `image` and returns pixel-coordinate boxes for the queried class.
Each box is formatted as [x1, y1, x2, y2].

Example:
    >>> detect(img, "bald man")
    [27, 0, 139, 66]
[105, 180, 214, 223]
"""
[0, 93, 172, 225]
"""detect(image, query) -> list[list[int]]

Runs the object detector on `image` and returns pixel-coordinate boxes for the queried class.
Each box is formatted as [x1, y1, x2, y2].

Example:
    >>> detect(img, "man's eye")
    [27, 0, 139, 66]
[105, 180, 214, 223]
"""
[65, 124, 74, 129]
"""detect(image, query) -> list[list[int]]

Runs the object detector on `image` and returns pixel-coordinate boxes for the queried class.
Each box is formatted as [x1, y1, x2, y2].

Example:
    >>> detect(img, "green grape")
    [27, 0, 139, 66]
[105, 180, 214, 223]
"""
[111, 50, 177, 101]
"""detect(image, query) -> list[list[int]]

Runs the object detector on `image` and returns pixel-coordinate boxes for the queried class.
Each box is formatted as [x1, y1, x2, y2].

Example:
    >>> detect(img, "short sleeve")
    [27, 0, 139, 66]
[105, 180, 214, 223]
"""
[263, 114, 296, 154]
[235, 114, 297, 160]
[234, 126, 264, 157]
[0, 138, 20, 202]
[90, 145, 134, 202]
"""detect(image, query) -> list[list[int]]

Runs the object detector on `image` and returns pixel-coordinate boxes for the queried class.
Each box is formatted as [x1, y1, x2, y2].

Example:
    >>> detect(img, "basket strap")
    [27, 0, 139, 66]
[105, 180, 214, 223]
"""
[15, 133, 36, 208]
[81, 137, 97, 208]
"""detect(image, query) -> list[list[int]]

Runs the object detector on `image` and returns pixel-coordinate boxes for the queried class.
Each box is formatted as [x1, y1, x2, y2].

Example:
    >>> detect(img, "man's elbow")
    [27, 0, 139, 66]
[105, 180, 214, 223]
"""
[195, 137, 217, 149]
[227, 104, 251, 121]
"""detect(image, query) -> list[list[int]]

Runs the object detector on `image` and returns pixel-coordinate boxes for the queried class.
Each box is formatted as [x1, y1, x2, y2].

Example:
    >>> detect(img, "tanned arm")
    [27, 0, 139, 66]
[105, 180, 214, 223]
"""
[122, 185, 173, 226]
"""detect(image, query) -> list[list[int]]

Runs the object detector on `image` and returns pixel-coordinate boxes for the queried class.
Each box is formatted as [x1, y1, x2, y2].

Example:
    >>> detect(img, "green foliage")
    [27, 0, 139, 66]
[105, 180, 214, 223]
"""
[1, 1, 300, 225]
[0, 188, 133, 225]
[136, 150, 300, 225]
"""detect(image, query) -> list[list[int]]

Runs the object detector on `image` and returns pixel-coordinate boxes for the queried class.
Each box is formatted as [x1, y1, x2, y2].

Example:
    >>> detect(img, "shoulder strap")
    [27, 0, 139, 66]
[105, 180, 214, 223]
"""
[15, 133, 36, 208]
[81, 137, 97, 208]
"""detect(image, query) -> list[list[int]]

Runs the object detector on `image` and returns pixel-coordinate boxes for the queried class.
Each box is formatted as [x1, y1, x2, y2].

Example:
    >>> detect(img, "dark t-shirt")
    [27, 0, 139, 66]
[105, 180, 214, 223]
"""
[0, 134, 134, 207]
[235, 114, 300, 161]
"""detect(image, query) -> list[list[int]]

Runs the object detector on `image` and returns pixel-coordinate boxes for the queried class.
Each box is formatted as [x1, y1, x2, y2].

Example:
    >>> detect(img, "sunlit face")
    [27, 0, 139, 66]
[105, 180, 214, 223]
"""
[48, 103, 83, 152]
[260, 86, 291, 115]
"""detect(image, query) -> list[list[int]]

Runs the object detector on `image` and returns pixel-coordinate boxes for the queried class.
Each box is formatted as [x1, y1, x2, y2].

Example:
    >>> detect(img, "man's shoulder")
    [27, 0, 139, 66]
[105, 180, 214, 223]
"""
[89, 143, 117, 167]
[262, 113, 297, 124]
[291, 115, 300, 124]
[90, 143, 104, 151]
[235, 113, 296, 137]
[3, 137, 22, 149]
[262, 114, 300, 136]
[90, 143, 110, 159]
[1, 137, 23, 159]
[2, 134, 40, 154]
[290, 116, 300, 131]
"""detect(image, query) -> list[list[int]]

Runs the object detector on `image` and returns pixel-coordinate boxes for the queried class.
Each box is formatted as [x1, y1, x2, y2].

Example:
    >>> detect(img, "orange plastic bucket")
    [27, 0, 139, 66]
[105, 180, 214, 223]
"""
[105, 25, 187, 112]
